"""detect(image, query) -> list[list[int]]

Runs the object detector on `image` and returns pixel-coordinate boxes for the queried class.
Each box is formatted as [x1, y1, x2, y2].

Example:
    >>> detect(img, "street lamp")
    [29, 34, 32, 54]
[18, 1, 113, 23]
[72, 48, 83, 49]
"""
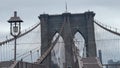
[8, 11, 23, 61]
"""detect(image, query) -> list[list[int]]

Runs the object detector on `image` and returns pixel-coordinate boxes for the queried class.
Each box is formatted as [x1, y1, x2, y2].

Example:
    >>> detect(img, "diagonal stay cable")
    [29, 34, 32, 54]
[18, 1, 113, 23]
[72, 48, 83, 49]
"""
[36, 34, 60, 64]
[0, 22, 41, 46]
[35, 18, 65, 64]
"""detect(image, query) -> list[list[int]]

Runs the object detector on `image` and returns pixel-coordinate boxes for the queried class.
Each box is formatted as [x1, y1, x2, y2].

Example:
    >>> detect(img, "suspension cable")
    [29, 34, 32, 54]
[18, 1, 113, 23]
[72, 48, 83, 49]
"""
[94, 20, 120, 36]
[0, 22, 41, 46]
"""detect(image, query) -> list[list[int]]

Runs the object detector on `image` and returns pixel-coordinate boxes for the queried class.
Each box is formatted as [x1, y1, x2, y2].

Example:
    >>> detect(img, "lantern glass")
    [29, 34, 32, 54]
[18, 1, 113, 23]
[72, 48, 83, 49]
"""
[13, 26, 18, 33]
[10, 22, 21, 36]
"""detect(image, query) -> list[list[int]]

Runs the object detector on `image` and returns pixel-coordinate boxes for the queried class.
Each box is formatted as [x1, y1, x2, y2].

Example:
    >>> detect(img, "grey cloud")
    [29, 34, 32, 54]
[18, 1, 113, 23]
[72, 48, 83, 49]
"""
[0, 0, 120, 32]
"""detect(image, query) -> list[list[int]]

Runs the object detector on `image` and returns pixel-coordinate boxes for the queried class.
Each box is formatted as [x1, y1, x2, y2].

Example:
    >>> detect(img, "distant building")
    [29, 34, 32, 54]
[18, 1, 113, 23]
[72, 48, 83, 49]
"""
[108, 59, 120, 68]
[98, 50, 102, 64]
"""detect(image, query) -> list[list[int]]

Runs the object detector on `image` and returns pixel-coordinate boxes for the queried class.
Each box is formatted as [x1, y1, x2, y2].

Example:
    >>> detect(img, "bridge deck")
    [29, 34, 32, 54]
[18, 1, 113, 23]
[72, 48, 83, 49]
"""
[81, 57, 103, 68]
[0, 61, 45, 68]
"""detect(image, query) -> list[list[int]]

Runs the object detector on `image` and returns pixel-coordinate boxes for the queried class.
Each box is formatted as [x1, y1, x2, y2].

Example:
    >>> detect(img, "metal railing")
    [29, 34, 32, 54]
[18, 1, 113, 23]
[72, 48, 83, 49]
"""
[103, 64, 120, 68]
[8, 61, 45, 68]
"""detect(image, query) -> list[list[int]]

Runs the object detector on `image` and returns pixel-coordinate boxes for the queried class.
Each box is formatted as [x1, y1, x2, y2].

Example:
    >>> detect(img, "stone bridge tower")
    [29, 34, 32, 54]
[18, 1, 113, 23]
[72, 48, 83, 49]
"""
[38, 11, 97, 68]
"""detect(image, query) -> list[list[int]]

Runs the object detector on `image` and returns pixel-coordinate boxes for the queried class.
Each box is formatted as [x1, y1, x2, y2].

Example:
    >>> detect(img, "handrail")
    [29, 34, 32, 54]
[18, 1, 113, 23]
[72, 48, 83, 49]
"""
[9, 61, 18, 68]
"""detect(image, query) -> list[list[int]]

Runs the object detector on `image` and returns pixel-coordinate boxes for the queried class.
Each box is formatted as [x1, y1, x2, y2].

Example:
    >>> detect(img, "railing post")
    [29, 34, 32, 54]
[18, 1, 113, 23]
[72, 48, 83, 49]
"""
[37, 50, 39, 58]
[30, 51, 33, 63]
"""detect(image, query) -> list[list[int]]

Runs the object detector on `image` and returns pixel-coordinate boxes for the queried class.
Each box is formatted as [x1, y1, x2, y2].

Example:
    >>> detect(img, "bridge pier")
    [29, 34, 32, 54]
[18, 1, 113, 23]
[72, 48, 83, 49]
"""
[61, 13, 79, 68]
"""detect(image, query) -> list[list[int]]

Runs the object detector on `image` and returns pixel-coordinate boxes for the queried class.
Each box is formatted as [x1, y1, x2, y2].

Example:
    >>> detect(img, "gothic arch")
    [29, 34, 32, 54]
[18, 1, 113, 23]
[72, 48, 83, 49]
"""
[74, 31, 85, 57]
[51, 33, 65, 68]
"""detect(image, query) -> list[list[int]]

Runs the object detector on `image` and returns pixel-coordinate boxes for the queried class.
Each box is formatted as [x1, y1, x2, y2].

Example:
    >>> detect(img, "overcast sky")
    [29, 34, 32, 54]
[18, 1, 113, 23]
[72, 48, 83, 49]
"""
[0, 0, 120, 32]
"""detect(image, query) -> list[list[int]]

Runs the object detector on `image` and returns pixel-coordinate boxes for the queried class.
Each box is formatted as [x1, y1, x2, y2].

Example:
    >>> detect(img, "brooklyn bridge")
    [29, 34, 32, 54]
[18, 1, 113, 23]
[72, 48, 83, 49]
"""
[0, 11, 120, 68]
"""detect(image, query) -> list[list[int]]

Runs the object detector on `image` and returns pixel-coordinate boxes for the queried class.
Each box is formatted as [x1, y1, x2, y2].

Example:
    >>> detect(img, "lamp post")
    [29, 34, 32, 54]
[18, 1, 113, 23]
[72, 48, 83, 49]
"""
[8, 11, 23, 61]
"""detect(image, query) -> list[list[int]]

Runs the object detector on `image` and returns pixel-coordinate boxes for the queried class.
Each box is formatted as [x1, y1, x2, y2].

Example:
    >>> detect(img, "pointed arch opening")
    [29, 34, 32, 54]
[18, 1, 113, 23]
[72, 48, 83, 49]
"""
[73, 32, 85, 58]
[51, 33, 65, 68]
